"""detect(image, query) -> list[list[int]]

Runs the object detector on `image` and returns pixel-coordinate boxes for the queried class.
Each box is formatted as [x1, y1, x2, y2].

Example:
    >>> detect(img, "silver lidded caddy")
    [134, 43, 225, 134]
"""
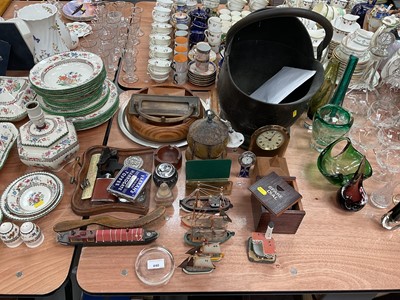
[17, 101, 79, 171]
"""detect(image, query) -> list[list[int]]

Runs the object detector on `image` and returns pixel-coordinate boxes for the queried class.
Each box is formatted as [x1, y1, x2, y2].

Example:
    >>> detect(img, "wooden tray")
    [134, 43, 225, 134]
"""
[71, 145, 154, 216]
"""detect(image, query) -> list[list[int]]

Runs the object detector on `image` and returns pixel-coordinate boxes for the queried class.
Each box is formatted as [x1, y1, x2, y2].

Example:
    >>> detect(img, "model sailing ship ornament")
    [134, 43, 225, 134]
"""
[180, 183, 235, 246]
[179, 241, 224, 274]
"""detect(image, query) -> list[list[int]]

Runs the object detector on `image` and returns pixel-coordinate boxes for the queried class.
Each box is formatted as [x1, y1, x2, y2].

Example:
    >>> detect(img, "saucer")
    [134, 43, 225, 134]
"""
[188, 49, 217, 62]
[188, 60, 217, 76]
[66, 22, 92, 37]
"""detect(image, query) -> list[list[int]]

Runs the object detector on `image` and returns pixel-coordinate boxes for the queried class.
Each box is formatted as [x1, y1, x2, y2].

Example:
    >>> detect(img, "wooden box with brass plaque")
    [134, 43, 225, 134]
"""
[186, 110, 229, 160]
[248, 125, 290, 157]
[125, 86, 202, 143]
[250, 156, 305, 234]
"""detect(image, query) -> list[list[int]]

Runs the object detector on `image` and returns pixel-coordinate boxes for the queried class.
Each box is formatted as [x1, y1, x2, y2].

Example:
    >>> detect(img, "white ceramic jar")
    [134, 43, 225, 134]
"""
[17, 101, 79, 171]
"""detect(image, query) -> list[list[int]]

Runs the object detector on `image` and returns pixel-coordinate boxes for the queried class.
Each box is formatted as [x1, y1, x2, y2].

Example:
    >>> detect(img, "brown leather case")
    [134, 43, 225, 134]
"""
[91, 178, 118, 203]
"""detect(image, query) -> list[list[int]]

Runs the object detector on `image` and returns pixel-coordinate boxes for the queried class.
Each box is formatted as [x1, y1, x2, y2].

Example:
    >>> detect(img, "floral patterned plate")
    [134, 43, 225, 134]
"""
[0, 123, 18, 170]
[0, 77, 36, 122]
[29, 51, 104, 92]
[67, 79, 119, 130]
[66, 22, 92, 38]
[6, 173, 60, 216]
[1, 172, 64, 220]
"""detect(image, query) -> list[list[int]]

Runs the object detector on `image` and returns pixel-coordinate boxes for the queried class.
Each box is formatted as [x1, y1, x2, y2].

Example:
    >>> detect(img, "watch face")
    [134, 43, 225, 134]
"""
[239, 151, 256, 167]
[256, 130, 285, 150]
[241, 156, 253, 165]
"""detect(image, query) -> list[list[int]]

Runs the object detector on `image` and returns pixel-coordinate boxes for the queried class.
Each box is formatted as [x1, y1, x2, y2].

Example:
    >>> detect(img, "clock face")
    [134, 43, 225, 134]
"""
[256, 130, 285, 150]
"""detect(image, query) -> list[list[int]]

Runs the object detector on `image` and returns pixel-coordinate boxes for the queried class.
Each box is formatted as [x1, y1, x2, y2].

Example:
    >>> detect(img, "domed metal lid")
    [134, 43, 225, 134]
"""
[187, 110, 228, 146]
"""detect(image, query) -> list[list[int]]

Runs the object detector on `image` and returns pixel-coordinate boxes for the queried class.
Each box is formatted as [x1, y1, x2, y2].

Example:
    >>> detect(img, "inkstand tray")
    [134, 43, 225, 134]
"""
[71, 145, 154, 216]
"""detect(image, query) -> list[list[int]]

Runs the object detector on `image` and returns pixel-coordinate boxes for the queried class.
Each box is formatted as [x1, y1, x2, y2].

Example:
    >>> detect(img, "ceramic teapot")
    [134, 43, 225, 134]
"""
[17, 101, 79, 171]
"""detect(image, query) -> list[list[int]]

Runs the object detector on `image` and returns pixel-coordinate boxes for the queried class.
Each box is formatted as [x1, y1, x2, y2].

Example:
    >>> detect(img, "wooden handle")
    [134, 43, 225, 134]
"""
[53, 206, 166, 232]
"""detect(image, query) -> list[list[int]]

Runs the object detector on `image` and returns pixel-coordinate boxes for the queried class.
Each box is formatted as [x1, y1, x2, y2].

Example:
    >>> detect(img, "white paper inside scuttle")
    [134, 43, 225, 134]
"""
[250, 66, 316, 104]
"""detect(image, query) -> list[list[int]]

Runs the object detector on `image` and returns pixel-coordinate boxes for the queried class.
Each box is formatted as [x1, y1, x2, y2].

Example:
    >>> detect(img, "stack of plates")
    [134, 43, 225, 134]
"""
[0, 172, 64, 222]
[29, 51, 119, 131]
[331, 42, 371, 85]
[187, 61, 217, 87]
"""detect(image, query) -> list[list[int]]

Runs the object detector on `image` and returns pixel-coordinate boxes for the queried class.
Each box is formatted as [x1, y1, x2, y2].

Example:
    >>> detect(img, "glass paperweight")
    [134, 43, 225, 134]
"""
[135, 246, 175, 286]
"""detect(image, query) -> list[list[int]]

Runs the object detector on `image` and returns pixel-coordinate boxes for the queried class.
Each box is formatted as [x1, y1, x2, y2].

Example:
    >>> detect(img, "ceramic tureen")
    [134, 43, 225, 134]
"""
[17, 101, 79, 171]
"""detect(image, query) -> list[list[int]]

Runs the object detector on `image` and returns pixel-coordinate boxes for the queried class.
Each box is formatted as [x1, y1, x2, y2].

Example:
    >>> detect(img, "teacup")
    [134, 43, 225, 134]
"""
[297, 0, 314, 9]
[150, 33, 172, 46]
[173, 71, 188, 85]
[171, 53, 188, 73]
[175, 30, 189, 38]
[148, 58, 172, 73]
[331, 0, 348, 8]
[231, 15, 242, 22]
[174, 45, 189, 56]
[208, 40, 221, 54]
[194, 41, 211, 62]
[151, 22, 173, 35]
[152, 6, 172, 22]
[218, 8, 231, 15]
[221, 20, 232, 28]
[227, 1, 245, 11]
[205, 29, 222, 44]
[149, 45, 173, 59]
[208, 16, 222, 31]
[156, 0, 174, 9]
[203, 0, 220, 8]
[148, 71, 170, 83]
[175, 36, 189, 47]
[175, 23, 189, 31]
[219, 14, 232, 22]
[241, 10, 251, 17]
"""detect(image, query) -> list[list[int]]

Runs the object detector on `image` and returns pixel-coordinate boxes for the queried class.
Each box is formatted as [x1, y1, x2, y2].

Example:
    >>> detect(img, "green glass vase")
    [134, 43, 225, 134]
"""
[304, 57, 340, 129]
[317, 137, 373, 186]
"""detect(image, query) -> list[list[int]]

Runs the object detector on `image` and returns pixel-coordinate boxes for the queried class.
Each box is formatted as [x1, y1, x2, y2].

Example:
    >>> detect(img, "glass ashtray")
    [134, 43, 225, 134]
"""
[135, 245, 175, 286]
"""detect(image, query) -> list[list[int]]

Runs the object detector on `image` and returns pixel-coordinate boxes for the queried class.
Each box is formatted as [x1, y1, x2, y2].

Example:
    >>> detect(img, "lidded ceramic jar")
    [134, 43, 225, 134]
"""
[185, 110, 229, 160]
[17, 101, 79, 171]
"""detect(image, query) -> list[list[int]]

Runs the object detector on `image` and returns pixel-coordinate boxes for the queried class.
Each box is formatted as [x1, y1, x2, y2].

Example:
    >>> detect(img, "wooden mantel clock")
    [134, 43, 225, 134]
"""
[248, 125, 290, 157]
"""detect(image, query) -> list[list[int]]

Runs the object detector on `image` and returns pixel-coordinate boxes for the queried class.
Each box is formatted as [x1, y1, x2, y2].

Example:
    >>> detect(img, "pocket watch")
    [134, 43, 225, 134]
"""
[248, 125, 290, 157]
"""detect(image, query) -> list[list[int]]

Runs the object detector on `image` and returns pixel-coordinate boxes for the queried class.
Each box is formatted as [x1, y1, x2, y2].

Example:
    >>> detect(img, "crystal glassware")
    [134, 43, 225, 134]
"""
[122, 47, 139, 84]
[370, 148, 400, 208]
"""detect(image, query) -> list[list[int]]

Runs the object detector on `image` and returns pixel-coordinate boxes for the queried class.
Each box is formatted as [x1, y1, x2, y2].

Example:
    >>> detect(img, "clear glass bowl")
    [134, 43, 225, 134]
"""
[135, 245, 175, 286]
